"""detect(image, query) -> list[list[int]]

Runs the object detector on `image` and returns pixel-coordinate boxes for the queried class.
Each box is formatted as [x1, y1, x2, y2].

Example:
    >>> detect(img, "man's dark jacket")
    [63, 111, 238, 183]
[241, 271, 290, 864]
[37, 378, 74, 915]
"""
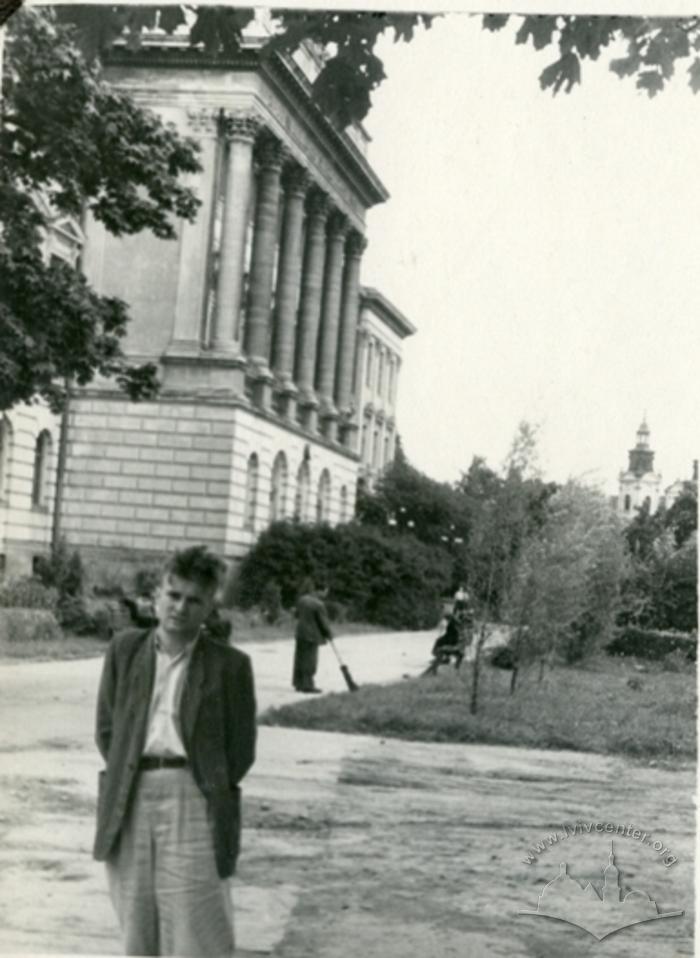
[93, 628, 256, 879]
[294, 593, 332, 645]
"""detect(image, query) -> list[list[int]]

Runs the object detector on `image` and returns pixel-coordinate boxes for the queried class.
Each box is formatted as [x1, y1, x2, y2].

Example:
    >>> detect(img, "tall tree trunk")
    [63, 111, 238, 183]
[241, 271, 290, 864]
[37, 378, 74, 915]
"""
[538, 655, 546, 682]
[510, 663, 519, 694]
[470, 621, 488, 715]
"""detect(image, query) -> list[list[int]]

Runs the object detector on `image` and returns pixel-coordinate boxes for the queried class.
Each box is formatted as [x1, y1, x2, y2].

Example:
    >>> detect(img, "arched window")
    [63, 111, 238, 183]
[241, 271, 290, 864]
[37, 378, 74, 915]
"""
[339, 485, 348, 523]
[624, 494, 631, 512]
[243, 453, 259, 530]
[0, 416, 13, 501]
[316, 469, 331, 524]
[269, 451, 288, 522]
[294, 460, 310, 521]
[31, 430, 52, 508]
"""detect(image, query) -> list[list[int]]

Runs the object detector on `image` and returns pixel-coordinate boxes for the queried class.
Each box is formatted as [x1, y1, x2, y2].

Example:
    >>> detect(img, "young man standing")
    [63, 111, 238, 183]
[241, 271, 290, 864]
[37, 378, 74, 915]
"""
[94, 546, 256, 957]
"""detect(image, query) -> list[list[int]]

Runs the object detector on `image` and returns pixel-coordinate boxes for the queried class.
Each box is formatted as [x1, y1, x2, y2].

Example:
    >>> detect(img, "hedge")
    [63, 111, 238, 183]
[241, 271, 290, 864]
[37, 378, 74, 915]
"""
[233, 521, 450, 629]
[606, 626, 697, 662]
[0, 608, 62, 643]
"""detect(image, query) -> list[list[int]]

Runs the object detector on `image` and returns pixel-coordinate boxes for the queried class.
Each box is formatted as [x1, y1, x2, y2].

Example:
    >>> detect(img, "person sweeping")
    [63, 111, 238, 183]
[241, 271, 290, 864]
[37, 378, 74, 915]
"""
[292, 579, 332, 693]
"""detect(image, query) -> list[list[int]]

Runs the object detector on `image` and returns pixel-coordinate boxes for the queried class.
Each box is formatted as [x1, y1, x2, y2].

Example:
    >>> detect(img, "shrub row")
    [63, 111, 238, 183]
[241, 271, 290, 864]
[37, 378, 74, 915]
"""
[607, 626, 697, 662]
[0, 608, 62, 643]
[233, 521, 450, 629]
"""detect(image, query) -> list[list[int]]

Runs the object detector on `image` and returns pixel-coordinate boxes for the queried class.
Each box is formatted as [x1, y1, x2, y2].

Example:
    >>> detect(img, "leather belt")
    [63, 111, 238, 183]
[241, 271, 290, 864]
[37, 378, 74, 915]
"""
[139, 756, 188, 771]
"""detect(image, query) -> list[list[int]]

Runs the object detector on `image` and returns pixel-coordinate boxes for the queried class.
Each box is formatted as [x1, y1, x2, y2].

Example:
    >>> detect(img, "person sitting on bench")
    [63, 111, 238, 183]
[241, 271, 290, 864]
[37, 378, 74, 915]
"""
[424, 612, 468, 675]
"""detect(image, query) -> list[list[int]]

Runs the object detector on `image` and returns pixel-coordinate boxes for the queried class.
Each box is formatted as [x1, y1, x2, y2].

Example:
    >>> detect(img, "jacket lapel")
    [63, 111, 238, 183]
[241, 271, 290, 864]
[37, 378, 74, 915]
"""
[129, 632, 156, 746]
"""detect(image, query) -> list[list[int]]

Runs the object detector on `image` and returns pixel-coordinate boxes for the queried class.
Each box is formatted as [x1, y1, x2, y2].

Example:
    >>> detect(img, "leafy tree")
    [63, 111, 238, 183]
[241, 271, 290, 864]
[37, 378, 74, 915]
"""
[620, 487, 698, 632]
[623, 499, 667, 561]
[357, 454, 470, 549]
[506, 482, 627, 689]
[50, 9, 700, 129]
[51, 5, 433, 129]
[461, 422, 556, 713]
[664, 484, 698, 548]
[623, 526, 698, 633]
[457, 425, 557, 614]
[483, 15, 700, 99]
[1, 8, 201, 411]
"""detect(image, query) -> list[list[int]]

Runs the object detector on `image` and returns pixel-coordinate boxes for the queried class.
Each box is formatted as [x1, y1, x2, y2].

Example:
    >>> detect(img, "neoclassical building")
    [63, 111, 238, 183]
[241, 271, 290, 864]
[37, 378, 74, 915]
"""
[355, 288, 415, 490]
[0, 27, 415, 581]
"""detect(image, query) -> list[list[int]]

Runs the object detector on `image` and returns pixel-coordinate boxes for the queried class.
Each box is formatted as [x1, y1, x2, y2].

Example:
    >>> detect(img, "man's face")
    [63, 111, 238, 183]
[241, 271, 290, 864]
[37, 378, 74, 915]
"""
[154, 574, 215, 641]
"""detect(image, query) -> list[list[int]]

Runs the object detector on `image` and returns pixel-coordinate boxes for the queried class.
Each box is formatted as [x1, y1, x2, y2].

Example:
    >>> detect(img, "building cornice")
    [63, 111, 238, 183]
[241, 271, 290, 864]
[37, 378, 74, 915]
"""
[104, 44, 388, 211]
[360, 286, 417, 339]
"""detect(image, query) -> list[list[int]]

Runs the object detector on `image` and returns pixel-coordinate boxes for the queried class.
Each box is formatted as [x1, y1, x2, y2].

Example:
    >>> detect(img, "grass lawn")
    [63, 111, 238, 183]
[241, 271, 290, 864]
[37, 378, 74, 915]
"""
[0, 609, 389, 662]
[261, 654, 697, 761]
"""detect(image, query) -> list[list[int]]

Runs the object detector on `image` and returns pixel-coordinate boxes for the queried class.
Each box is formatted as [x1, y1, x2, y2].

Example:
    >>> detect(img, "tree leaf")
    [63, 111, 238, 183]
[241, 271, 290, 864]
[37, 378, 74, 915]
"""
[636, 69, 665, 96]
[610, 54, 642, 78]
[516, 16, 559, 51]
[482, 14, 509, 33]
[688, 57, 700, 93]
[539, 52, 581, 94]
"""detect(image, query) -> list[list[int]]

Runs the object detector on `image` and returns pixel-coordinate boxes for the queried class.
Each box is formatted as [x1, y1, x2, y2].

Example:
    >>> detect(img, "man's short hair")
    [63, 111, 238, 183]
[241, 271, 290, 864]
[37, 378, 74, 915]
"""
[163, 546, 224, 594]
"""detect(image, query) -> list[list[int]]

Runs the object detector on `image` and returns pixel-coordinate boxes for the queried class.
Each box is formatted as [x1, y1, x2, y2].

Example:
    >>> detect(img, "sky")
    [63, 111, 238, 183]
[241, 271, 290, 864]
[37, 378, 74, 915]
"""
[360, 14, 700, 494]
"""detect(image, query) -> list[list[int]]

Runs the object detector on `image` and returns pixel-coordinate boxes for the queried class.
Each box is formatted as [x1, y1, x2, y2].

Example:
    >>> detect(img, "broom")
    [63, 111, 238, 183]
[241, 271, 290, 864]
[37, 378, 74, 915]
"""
[329, 638, 359, 692]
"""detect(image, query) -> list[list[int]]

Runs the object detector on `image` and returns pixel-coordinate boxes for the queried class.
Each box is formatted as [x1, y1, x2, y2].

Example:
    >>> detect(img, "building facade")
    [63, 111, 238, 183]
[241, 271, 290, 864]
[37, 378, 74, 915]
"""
[355, 288, 416, 490]
[0, 31, 415, 581]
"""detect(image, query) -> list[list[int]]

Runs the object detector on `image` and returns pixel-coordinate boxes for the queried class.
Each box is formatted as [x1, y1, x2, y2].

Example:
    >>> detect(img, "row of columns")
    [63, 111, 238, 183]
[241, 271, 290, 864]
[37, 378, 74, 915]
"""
[203, 111, 367, 444]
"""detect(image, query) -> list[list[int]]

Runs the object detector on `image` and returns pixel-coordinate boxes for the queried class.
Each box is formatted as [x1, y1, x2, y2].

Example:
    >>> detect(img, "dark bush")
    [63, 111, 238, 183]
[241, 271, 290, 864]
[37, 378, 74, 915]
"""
[0, 577, 58, 610]
[234, 521, 449, 630]
[134, 566, 161, 597]
[57, 594, 96, 634]
[92, 606, 116, 641]
[260, 581, 282, 624]
[33, 540, 84, 598]
[0, 608, 61, 642]
[606, 627, 697, 662]
[489, 644, 515, 670]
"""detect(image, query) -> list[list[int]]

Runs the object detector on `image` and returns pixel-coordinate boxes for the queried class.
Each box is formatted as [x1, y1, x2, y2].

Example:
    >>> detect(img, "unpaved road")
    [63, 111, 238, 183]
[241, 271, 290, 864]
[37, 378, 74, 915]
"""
[0, 639, 694, 957]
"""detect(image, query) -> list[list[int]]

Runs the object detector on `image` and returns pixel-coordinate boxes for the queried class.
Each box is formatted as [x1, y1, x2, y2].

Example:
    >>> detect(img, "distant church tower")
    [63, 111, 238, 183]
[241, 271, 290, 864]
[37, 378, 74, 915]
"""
[617, 418, 663, 519]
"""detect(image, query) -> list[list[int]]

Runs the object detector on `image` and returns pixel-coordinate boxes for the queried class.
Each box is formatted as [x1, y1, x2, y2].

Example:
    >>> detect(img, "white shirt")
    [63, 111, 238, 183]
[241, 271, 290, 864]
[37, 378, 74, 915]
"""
[142, 633, 197, 758]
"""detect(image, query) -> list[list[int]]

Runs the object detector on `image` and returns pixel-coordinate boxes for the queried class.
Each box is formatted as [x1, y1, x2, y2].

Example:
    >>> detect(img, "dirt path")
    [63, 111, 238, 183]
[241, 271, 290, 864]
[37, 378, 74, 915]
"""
[0, 639, 693, 957]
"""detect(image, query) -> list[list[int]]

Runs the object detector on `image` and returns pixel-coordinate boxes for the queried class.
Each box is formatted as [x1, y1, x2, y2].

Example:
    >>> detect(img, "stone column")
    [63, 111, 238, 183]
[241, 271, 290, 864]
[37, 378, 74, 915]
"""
[334, 230, 367, 447]
[270, 163, 309, 419]
[244, 132, 286, 408]
[294, 188, 330, 432]
[166, 107, 219, 358]
[315, 210, 349, 441]
[209, 112, 260, 355]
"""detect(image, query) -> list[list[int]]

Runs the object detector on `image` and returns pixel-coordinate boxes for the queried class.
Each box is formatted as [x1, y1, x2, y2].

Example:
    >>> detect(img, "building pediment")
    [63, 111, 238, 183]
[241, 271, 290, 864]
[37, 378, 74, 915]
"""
[49, 215, 86, 247]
